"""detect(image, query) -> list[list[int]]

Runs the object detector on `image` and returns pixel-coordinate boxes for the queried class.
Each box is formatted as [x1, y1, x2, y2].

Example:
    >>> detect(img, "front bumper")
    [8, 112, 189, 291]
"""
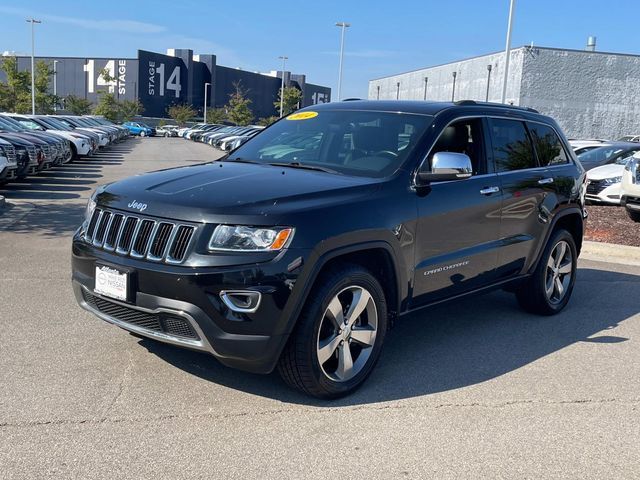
[71, 233, 309, 373]
[585, 181, 622, 205]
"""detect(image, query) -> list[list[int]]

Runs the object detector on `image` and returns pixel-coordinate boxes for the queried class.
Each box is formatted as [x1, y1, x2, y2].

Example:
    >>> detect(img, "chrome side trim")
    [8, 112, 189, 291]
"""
[77, 285, 215, 354]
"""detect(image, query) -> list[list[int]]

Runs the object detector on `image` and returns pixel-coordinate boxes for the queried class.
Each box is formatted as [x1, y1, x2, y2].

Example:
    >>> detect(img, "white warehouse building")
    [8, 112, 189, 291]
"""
[368, 45, 640, 140]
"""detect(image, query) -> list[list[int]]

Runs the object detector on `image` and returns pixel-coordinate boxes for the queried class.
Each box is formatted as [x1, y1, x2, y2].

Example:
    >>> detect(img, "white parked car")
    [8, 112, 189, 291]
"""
[156, 125, 179, 137]
[569, 139, 609, 154]
[621, 153, 640, 222]
[585, 150, 640, 204]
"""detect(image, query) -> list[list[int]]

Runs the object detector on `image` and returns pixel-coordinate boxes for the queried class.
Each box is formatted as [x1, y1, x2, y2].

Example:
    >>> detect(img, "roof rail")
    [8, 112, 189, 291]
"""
[342, 98, 362, 101]
[453, 99, 539, 114]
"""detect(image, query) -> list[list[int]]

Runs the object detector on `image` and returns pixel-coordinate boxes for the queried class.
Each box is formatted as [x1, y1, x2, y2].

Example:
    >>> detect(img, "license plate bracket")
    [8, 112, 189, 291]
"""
[94, 264, 129, 302]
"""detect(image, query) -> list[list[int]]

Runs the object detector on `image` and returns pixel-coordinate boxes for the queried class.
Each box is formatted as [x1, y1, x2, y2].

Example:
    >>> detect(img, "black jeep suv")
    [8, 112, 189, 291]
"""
[72, 100, 586, 398]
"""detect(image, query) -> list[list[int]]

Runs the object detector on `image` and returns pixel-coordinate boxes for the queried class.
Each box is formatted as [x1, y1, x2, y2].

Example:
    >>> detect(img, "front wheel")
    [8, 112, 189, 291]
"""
[516, 229, 577, 315]
[626, 207, 640, 223]
[278, 265, 388, 399]
[139, 130, 146, 137]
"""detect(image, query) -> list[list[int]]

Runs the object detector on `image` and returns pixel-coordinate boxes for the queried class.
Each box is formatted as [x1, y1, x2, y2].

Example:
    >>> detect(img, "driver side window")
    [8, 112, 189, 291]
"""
[430, 118, 486, 175]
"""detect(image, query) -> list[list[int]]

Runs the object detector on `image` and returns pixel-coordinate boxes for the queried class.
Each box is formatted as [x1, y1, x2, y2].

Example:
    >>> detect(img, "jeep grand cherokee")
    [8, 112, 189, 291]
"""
[72, 100, 587, 398]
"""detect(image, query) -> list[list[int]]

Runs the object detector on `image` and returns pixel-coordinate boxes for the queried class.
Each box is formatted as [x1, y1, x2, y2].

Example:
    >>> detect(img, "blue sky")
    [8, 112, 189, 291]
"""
[1, 1, 638, 99]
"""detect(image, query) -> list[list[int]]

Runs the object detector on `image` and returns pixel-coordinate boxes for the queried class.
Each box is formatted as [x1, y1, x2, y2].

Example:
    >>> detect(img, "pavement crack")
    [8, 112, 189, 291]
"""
[1, 397, 639, 429]
[98, 349, 135, 420]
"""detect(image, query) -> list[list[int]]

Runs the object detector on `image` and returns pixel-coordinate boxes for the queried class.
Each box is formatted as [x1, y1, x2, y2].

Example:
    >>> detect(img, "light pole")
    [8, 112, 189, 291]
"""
[26, 18, 42, 115]
[53, 60, 59, 112]
[203, 82, 211, 123]
[278, 56, 288, 117]
[451, 71, 457, 101]
[485, 64, 492, 102]
[501, 0, 516, 104]
[423, 77, 429, 101]
[335, 22, 350, 101]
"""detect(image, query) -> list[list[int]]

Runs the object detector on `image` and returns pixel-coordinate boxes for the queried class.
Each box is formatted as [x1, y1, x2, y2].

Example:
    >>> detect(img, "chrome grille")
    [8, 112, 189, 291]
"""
[85, 208, 196, 264]
[4, 145, 16, 166]
[26, 146, 37, 164]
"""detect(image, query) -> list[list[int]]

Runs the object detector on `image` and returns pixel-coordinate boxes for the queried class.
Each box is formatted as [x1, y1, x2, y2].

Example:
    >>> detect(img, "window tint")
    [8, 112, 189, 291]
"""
[489, 119, 536, 172]
[527, 123, 569, 166]
[430, 118, 486, 175]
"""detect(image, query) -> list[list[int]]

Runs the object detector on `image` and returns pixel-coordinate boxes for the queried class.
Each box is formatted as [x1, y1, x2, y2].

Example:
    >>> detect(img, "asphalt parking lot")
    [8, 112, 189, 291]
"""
[1, 138, 639, 479]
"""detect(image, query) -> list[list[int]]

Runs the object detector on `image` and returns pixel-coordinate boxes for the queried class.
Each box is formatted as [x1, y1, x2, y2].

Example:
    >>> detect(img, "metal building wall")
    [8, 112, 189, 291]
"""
[368, 49, 525, 105]
[520, 47, 640, 139]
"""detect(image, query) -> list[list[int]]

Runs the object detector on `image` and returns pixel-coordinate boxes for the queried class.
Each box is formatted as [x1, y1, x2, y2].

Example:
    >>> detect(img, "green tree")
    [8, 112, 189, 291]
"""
[226, 81, 253, 126]
[119, 99, 143, 122]
[274, 86, 302, 117]
[33, 60, 58, 114]
[206, 107, 227, 124]
[65, 94, 93, 115]
[0, 56, 31, 113]
[257, 116, 278, 127]
[93, 93, 120, 122]
[167, 103, 196, 126]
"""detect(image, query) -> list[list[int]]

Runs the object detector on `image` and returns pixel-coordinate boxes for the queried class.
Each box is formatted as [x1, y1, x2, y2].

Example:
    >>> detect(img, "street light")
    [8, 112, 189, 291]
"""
[26, 18, 42, 115]
[485, 64, 492, 102]
[278, 56, 288, 117]
[501, 0, 516, 104]
[53, 60, 59, 112]
[203, 82, 211, 123]
[335, 21, 350, 101]
[451, 71, 457, 101]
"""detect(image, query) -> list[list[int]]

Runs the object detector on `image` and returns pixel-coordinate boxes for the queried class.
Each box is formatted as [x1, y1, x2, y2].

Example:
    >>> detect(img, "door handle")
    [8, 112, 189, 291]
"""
[538, 177, 554, 185]
[480, 186, 500, 195]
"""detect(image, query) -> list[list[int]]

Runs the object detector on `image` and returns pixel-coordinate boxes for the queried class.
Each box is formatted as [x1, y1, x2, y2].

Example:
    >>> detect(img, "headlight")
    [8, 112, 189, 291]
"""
[84, 189, 99, 223]
[602, 176, 622, 185]
[209, 225, 294, 252]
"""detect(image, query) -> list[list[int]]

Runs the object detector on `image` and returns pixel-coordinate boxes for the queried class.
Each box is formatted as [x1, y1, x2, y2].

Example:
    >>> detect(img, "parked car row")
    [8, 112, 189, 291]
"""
[0, 114, 130, 185]
[177, 123, 265, 151]
[569, 138, 640, 222]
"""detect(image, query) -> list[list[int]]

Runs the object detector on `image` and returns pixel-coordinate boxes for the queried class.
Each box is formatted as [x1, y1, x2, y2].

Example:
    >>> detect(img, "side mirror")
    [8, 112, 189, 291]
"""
[417, 151, 473, 184]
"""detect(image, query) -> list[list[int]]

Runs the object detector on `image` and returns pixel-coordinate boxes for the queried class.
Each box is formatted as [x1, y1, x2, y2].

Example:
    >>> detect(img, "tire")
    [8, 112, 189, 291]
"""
[278, 264, 388, 399]
[139, 131, 146, 137]
[516, 229, 577, 315]
[165, 132, 170, 138]
[626, 207, 640, 223]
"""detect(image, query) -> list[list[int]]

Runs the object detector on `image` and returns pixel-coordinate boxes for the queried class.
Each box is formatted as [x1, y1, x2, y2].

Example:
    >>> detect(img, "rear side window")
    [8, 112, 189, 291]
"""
[489, 118, 536, 172]
[527, 123, 569, 166]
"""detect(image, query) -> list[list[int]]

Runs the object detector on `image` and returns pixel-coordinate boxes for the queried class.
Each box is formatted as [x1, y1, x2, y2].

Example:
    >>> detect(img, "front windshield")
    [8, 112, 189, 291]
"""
[40, 117, 72, 131]
[0, 117, 23, 132]
[578, 146, 624, 164]
[228, 110, 432, 178]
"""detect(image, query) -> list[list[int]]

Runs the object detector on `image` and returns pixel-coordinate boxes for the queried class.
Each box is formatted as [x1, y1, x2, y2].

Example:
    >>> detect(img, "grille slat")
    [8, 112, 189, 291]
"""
[93, 211, 112, 246]
[85, 208, 196, 264]
[116, 217, 139, 254]
[168, 226, 195, 263]
[82, 290, 199, 340]
[148, 222, 174, 260]
[131, 220, 155, 257]
[104, 214, 124, 250]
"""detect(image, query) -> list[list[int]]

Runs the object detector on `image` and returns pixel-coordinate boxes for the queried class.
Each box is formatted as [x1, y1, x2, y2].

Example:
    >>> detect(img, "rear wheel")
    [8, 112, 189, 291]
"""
[516, 229, 577, 315]
[278, 264, 388, 399]
[626, 207, 640, 223]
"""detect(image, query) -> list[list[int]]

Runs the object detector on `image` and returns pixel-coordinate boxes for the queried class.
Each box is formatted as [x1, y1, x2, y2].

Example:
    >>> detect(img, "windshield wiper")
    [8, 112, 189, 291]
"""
[222, 156, 261, 164]
[268, 162, 341, 175]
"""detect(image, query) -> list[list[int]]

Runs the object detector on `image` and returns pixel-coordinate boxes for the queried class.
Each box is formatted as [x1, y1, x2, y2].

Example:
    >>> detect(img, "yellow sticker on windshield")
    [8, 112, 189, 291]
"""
[286, 111, 318, 121]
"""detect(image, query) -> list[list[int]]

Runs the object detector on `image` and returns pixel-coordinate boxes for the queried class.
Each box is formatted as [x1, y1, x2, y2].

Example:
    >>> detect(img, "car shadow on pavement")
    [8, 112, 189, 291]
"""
[140, 266, 639, 406]
[1, 202, 85, 236]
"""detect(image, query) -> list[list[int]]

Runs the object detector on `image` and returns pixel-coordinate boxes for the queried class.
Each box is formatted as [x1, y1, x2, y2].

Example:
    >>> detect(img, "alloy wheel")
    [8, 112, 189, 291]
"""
[545, 240, 573, 304]
[316, 285, 378, 382]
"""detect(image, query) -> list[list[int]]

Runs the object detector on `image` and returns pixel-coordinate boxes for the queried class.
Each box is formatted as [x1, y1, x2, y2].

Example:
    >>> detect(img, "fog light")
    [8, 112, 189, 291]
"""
[220, 290, 262, 313]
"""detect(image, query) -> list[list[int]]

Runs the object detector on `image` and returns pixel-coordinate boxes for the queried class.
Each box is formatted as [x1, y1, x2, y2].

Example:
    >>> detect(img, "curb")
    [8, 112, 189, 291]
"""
[581, 240, 640, 266]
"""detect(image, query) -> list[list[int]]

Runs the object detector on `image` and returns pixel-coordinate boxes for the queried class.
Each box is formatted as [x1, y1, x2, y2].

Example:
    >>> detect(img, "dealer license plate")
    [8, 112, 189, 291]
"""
[94, 265, 128, 301]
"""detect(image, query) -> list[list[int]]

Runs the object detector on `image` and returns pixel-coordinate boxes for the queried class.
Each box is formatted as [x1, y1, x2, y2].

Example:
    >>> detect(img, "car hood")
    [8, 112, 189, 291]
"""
[587, 164, 625, 180]
[97, 161, 379, 224]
